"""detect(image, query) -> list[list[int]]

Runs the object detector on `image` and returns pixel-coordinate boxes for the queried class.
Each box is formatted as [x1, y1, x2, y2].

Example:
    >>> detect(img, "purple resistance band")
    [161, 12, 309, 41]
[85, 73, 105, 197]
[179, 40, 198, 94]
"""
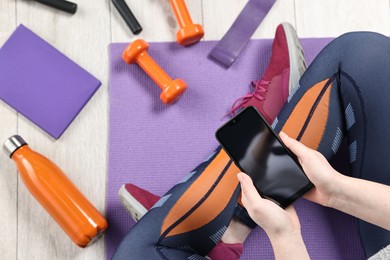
[209, 0, 275, 68]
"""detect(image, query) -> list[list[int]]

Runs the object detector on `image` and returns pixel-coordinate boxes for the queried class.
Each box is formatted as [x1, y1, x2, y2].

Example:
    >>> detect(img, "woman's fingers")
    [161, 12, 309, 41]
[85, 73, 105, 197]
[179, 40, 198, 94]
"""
[279, 132, 310, 160]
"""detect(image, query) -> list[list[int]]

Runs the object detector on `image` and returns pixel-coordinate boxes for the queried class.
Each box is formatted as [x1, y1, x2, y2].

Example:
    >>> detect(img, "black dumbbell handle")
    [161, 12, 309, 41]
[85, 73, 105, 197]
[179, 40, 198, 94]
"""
[112, 0, 142, 35]
[33, 0, 77, 14]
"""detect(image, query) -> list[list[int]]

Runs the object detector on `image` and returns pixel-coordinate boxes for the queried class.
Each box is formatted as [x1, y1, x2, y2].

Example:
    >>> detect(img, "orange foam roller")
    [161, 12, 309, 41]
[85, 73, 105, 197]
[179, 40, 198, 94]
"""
[122, 39, 187, 104]
[169, 0, 204, 46]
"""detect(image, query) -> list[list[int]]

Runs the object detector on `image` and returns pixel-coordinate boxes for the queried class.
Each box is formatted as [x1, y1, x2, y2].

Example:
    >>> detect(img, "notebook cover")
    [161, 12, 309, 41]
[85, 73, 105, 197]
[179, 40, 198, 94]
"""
[0, 24, 101, 139]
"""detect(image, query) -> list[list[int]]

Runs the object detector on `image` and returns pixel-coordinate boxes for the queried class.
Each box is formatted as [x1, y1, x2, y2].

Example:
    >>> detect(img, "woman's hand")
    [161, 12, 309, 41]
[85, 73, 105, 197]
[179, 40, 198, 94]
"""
[238, 172, 310, 259]
[279, 132, 342, 207]
[237, 172, 301, 238]
[280, 132, 390, 231]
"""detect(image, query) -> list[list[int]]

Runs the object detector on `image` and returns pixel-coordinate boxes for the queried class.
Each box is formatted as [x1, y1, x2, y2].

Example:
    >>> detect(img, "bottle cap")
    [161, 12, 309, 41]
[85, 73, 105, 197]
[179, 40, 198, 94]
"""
[3, 135, 27, 158]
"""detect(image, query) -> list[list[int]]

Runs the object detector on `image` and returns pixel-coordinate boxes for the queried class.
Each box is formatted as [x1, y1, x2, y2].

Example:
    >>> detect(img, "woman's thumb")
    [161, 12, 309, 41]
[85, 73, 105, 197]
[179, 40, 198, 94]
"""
[237, 172, 261, 208]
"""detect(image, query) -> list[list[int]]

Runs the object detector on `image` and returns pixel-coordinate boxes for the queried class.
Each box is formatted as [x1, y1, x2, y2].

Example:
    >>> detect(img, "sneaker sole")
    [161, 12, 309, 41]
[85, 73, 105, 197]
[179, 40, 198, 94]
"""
[118, 185, 148, 222]
[282, 22, 307, 94]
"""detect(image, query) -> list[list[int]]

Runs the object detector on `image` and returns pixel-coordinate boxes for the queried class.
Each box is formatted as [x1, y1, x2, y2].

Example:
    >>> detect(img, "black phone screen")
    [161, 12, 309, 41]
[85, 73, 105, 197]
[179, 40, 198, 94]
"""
[216, 106, 313, 208]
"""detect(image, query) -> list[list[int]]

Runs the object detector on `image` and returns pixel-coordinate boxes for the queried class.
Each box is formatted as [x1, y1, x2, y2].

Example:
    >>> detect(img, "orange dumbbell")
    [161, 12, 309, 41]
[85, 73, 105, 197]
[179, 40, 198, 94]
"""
[122, 39, 187, 104]
[169, 0, 204, 46]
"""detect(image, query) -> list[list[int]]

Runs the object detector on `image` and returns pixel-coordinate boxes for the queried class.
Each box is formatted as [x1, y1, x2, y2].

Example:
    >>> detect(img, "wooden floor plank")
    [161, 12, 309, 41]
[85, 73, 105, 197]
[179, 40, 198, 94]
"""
[296, 0, 390, 37]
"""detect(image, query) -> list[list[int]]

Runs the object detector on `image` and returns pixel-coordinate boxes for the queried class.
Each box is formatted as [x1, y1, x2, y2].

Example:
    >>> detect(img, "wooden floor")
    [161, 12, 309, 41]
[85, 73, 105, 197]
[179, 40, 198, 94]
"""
[0, 0, 389, 259]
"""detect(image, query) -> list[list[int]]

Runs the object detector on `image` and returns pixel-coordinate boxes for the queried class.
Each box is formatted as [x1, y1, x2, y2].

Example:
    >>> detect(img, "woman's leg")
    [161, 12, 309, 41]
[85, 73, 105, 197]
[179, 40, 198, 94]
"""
[274, 31, 390, 258]
[113, 146, 241, 259]
[113, 23, 303, 260]
[114, 30, 390, 260]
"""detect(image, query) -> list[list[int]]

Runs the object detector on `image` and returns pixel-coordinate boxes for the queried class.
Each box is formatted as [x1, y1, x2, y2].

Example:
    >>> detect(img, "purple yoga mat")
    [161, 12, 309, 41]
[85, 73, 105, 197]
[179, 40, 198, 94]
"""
[0, 24, 101, 139]
[107, 38, 365, 259]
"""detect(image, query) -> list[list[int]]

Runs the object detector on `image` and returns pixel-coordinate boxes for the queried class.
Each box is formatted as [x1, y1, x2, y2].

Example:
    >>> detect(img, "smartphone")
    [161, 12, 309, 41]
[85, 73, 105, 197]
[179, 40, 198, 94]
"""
[215, 106, 313, 208]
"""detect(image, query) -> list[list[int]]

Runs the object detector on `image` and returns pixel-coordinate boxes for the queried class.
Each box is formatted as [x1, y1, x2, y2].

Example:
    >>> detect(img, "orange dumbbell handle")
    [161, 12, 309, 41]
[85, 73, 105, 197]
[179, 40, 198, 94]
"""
[136, 52, 173, 91]
[169, 0, 193, 28]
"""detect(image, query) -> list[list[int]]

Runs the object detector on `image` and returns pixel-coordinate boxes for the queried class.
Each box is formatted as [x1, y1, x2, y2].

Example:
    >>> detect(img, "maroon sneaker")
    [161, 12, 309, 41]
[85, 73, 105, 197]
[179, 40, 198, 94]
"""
[230, 22, 306, 124]
[118, 184, 160, 221]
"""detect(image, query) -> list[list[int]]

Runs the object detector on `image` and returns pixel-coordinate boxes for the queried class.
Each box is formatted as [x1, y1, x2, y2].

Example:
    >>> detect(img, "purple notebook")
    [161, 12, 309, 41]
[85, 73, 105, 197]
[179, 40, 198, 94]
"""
[0, 25, 101, 139]
[107, 39, 365, 259]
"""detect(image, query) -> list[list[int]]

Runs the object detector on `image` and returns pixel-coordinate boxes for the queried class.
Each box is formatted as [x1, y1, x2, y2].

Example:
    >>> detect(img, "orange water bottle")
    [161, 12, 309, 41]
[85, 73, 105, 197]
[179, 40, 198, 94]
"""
[3, 135, 108, 247]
